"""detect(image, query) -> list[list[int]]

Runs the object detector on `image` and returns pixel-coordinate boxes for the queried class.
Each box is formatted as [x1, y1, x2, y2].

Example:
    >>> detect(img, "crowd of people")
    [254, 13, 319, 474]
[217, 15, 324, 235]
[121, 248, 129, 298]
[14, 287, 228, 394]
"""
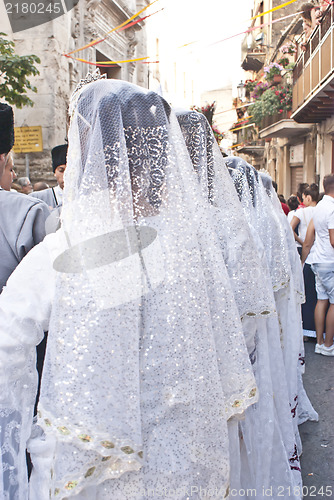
[0, 75, 333, 499]
[276, 182, 334, 354]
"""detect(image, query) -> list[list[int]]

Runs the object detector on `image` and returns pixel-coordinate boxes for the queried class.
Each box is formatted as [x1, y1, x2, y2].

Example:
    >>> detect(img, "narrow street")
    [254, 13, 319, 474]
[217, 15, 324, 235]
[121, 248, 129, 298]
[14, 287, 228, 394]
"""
[300, 339, 334, 499]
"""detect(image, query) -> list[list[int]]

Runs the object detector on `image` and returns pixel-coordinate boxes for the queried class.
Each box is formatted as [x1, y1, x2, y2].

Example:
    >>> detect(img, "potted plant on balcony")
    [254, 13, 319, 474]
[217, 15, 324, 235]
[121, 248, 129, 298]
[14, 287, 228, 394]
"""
[212, 126, 224, 144]
[278, 57, 290, 68]
[248, 84, 292, 126]
[250, 81, 269, 100]
[190, 103, 223, 142]
[263, 62, 284, 84]
[280, 42, 297, 55]
[244, 79, 257, 98]
[191, 102, 216, 126]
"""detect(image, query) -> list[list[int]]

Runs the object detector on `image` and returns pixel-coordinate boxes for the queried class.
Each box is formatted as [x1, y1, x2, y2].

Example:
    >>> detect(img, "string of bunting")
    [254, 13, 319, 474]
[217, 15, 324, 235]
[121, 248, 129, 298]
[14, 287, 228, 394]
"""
[64, 56, 150, 68]
[215, 102, 253, 115]
[248, 0, 298, 21]
[235, 117, 252, 125]
[65, 0, 160, 56]
[63, 0, 321, 68]
[208, 10, 302, 48]
[178, 0, 301, 51]
[229, 123, 255, 133]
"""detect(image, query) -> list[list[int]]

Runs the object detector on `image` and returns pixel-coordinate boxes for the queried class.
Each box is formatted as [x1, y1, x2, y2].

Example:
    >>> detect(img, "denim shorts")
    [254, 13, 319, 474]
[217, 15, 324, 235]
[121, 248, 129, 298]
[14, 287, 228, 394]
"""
[311, 263, 334, 303]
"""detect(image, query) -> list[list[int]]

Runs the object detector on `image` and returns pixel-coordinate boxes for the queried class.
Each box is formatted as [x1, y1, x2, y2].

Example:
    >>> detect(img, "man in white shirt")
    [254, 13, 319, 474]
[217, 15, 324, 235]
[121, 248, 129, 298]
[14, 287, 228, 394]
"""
[30, 143, 67, 208]
[302, 174, 334, 356]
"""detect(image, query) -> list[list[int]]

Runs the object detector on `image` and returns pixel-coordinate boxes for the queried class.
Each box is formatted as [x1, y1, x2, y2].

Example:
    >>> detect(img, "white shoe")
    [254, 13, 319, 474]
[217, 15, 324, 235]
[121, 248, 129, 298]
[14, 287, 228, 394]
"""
[315, 343, 323, 354]
[320, 344, 334, 356]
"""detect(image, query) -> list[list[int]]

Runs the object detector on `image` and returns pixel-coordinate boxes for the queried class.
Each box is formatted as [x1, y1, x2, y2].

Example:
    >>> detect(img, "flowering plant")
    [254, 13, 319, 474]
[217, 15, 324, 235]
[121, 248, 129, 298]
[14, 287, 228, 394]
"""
[212, 126, 224, 144]
[191, 102, 216, 125]
[275, 85, 292, 112]
[278, 57, 289, 68]
[263, 62, 284, 80]
[280, 43, 297, 55]
[250, 81, 269, 100]
[245, 79, 258, 94]
[191, 103, 223, 143]
[248, 84, 292, 126]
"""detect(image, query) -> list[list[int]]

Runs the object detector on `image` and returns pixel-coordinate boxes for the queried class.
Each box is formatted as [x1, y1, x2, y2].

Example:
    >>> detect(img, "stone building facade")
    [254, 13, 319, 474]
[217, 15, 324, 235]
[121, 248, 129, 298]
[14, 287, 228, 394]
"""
[1, 0, 149, 184]
[237, 0, 334, 197]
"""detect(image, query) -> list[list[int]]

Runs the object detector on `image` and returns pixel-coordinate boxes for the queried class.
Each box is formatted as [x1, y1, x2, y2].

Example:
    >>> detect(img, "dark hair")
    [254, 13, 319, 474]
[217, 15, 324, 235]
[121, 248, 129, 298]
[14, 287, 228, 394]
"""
[0, 103, 14, 155]
[272, 180, 278, 192]
[318, 191, 325, 202]
[323, 174, 334, 194]
[287, 195, 299, 211]
[300, 3, 315, 23]
[278, 194, 286, 204]
[303, 183, 319, 202]
[296, 182, 309, 201]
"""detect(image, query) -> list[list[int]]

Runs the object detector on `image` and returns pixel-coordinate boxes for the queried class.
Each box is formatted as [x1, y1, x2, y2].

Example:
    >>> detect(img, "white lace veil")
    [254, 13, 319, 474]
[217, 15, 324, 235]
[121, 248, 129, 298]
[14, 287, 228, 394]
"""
[226, 156, 291, 293]
[175, 109, 275, 320]
[33, 80, 257, 498]
[259, 172, 305, 303]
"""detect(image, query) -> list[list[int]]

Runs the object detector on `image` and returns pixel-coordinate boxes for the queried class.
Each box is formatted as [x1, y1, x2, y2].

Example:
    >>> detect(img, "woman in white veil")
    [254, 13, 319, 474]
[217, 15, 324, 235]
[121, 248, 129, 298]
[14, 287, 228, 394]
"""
[0, 79, 257, 499]
[259, 171, 318, 426]
[176, 110, 304, 499]
[227, 158, 318, 456]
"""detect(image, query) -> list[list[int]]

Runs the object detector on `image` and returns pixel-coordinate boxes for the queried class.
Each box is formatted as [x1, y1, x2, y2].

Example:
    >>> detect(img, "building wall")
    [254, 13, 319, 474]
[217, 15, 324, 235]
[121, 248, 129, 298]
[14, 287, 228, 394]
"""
[242, 0, 332, 196]
[2, 0, 149, 184]
[145, 7, 201, 108]
[201, 87, 235, 151]
[317, 117, 334, 184]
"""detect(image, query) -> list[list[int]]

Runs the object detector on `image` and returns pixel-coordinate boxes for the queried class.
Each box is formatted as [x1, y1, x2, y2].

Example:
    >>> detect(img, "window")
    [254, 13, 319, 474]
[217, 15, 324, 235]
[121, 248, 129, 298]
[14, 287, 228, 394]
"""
[96, 50, 121, 79]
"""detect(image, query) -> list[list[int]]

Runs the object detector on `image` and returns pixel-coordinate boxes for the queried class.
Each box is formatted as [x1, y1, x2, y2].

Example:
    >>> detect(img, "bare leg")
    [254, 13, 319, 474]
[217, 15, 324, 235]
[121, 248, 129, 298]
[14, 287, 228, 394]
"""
[324, 303, 334, 347]
[314, 299, 329, 345]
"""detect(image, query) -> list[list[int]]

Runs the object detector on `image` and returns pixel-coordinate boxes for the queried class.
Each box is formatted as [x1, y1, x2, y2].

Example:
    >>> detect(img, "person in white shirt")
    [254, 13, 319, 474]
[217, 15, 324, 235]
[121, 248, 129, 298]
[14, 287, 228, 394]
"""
[287, 195, 299, 224]
[290, 183, 319, 251]
[291, 184, 319, 338]
[302, 175, 334, 355]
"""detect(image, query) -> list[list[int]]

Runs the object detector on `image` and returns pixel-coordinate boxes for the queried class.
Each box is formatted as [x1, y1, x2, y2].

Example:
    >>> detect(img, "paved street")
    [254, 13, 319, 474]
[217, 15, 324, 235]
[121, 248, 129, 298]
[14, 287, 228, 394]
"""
[300, 339, 334, 499]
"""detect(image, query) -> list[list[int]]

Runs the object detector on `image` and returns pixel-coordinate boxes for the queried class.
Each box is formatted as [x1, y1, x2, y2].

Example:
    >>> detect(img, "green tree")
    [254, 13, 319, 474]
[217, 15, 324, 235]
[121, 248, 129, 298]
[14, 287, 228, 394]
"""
[0, 32, 40, 108]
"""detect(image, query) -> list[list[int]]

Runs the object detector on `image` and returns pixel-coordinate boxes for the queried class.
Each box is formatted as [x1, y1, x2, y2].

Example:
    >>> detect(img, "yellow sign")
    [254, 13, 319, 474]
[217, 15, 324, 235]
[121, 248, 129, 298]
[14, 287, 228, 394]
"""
[13, 126, 43, 153]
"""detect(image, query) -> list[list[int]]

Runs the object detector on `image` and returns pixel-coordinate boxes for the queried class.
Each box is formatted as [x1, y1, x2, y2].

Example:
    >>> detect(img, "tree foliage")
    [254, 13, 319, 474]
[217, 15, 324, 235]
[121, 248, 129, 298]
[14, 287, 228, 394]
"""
[0, 33, 40, 108]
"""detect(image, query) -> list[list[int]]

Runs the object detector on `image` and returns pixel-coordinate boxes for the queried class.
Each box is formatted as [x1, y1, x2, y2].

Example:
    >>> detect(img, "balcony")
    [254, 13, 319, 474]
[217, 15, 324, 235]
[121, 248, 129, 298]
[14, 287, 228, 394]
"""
[292, 4, 334, 123]
[241, 31, 267, 72]
[259, 111, 313, 140]
[235, 142, 265, 157]
[233, 122, 265, 158]
[241, 51, 266, 72]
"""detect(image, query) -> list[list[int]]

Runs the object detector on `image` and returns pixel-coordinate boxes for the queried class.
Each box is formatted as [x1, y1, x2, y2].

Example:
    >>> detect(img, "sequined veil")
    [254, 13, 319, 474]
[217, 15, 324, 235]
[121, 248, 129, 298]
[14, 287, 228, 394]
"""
[227, 158, 319, 483]
[14, 80, 259, 499]
[175, 109, 275, 322]
[226, 157, 292, 293]
[259, 172, 318, 427]
[176, 110, 305, 498]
